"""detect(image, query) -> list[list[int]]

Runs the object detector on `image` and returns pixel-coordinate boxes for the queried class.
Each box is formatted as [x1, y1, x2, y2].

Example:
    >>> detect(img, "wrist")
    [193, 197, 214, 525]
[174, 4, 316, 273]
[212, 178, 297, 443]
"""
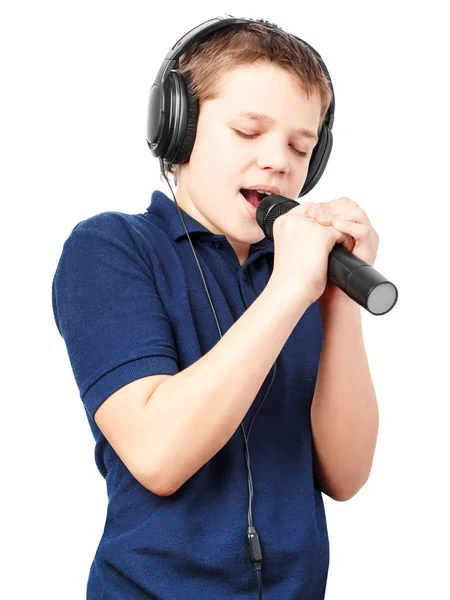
[318, 285, 362, 321]
[266, 274, 315, 313]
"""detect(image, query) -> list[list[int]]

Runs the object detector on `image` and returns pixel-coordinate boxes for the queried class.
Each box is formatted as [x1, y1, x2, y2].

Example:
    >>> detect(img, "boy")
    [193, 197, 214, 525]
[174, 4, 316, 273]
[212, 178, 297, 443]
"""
[52, 17, 379, 600]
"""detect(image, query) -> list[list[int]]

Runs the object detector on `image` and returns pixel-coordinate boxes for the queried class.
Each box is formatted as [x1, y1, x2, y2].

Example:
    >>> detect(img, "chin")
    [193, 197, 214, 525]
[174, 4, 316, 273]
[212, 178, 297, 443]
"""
[229, 224, 265, 245]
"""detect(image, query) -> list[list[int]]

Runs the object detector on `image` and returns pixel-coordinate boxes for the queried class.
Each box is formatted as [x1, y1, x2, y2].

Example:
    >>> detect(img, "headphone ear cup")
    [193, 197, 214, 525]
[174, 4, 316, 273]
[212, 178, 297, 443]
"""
[298, 124, 333, 197]
[167, 72, 199, 165]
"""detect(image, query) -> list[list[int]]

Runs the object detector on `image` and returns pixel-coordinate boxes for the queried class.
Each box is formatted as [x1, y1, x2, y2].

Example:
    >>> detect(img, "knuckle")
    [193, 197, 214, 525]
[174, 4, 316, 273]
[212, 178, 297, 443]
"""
[298, 202, 313, 213]
[340, 197, 357, 209]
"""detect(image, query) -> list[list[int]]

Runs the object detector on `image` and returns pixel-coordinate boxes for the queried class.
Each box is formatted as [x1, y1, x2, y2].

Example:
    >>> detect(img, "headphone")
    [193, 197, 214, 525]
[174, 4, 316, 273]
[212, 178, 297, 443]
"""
[146, 16, 336, 599]
[147, 15, 335, 196]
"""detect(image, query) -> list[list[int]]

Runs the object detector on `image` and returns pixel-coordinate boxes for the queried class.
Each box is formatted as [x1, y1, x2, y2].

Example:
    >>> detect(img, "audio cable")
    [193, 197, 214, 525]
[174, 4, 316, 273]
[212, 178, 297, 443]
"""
[159, 158, 279, 599]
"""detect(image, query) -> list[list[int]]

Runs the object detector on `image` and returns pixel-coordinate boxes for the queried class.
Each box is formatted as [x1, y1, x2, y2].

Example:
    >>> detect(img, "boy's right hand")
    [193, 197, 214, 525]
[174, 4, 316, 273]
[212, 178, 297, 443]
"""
[270, 201, 351, 306]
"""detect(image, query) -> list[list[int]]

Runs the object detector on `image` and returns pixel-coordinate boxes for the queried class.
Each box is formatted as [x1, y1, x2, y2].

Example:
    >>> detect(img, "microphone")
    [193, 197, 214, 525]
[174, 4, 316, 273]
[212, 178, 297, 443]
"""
[256, 195, 398, 316]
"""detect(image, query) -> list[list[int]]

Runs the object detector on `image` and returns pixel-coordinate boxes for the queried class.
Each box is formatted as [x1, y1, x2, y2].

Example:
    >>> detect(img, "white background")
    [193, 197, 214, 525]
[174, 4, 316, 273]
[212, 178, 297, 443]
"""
[2, 1, 449, 598]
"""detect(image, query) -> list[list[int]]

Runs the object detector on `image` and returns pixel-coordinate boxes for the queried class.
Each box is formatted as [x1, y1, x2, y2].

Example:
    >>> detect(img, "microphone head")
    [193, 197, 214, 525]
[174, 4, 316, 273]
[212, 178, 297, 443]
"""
[256, 194, 300, 240]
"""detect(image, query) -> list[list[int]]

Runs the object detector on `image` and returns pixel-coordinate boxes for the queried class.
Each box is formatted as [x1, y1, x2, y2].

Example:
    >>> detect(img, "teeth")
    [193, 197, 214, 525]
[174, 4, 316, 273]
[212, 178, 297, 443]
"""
[240, 189, 271, 202]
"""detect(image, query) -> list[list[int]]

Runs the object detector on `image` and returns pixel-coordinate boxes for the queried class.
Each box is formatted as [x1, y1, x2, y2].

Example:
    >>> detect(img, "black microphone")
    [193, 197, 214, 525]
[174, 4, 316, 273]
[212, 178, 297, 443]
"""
[256, 195, 398, 316]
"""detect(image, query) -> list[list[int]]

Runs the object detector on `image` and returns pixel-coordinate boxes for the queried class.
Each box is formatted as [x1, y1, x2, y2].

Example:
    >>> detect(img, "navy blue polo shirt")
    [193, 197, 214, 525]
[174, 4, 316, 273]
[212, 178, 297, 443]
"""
[52, 189, 329, 599]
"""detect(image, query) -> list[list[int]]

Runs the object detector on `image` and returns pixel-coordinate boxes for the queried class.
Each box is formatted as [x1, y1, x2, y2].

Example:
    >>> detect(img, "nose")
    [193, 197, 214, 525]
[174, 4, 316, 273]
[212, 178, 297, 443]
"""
[256, 135, 290, 173]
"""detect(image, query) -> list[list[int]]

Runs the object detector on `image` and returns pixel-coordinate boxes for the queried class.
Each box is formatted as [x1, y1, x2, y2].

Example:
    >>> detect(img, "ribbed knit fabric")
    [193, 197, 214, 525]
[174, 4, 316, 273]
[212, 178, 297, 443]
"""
[51, 190, 329, 599]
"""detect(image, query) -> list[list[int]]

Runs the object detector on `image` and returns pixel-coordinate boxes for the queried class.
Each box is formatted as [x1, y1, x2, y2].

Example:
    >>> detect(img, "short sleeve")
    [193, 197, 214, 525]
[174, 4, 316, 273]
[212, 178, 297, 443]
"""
[51, 213, 179, 420]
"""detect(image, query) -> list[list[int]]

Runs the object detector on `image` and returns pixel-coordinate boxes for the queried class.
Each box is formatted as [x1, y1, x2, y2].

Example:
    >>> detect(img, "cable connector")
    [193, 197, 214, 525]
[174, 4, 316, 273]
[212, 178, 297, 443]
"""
[247, 526, 262, 569]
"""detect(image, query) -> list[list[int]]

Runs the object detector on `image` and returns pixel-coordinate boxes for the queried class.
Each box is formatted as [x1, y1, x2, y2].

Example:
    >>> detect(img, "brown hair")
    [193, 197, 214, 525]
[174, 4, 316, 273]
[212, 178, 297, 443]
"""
[162, 19, 333, 186]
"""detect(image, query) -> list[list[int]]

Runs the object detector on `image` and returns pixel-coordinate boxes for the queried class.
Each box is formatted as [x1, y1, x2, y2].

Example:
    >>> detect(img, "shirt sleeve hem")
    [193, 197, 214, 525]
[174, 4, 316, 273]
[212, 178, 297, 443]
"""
[82, 355, 179, 420]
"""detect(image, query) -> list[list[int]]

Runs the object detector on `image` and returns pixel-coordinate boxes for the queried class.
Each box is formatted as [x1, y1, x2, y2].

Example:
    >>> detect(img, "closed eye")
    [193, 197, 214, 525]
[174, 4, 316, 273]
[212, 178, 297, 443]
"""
[232, 129, 309, 158]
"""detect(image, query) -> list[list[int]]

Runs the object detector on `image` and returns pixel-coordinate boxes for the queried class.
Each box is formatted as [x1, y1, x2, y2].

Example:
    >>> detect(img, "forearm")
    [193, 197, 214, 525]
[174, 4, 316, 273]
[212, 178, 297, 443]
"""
[311, 297, 379, 501]
[145, 276, 312, 495]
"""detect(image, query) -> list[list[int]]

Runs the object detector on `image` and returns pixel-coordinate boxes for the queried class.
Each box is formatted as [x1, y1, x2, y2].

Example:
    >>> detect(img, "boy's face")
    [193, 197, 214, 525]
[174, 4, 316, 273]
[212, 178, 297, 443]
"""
[176, 61, 322, 265]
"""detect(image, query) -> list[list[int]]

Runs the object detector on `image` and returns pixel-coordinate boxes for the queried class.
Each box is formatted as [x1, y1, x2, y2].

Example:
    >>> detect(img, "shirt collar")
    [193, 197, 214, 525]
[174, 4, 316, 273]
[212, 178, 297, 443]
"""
[146, 190, 274, 254]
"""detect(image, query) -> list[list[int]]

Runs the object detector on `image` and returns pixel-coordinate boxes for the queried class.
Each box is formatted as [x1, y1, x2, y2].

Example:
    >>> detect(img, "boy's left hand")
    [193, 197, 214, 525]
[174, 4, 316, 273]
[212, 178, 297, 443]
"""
[306, 197, 379, 266]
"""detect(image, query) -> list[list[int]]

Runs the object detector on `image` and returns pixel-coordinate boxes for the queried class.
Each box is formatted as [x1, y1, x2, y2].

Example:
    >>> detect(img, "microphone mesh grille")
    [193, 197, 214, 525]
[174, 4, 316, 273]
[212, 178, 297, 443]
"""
[257, 195, 299, 240]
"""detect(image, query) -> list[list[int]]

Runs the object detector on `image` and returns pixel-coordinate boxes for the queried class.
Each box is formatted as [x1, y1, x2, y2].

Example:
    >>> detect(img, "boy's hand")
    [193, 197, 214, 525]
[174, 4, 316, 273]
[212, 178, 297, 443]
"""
[306, 198, 379, 266]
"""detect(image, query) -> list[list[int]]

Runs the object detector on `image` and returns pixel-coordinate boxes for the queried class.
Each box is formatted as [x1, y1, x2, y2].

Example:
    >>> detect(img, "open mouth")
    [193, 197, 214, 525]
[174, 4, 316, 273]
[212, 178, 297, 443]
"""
[240, 189, 268, 208]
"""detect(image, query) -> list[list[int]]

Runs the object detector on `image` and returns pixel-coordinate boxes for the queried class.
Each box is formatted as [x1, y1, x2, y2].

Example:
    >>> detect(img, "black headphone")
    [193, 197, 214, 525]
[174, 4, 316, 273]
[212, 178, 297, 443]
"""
[146, 15, 335, 197]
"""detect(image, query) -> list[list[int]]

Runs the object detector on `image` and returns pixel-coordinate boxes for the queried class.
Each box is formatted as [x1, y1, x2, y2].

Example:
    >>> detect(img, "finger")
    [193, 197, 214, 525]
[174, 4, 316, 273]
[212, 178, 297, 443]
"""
[327, 223, 354, 252]
[302, 202, 325, 219]
[294, 202, 316, 218]
[319, 197, 356, 210]
[313, 199, 370, 224]
[317, 206, 369, 226]
[330, 219, 372, 242]
[299, 201, 315, 211]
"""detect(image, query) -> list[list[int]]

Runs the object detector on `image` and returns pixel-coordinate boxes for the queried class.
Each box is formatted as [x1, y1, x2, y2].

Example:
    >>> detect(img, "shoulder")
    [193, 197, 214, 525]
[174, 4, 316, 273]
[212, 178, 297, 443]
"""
[60, 210, 163, 262]
[54, 210, 161, 290]
[70, 210, 150, 242]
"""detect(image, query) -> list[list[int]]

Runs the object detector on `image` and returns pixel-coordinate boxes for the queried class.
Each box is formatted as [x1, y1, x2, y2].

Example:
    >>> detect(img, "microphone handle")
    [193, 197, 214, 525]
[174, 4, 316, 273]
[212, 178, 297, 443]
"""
[328, 243, 398, 315]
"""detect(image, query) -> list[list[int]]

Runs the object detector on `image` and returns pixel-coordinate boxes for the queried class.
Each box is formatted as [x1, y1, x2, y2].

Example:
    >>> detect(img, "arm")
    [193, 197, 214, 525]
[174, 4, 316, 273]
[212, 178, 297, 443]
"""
[311, 290, 379, 502]
[141, 276, 312, 496]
